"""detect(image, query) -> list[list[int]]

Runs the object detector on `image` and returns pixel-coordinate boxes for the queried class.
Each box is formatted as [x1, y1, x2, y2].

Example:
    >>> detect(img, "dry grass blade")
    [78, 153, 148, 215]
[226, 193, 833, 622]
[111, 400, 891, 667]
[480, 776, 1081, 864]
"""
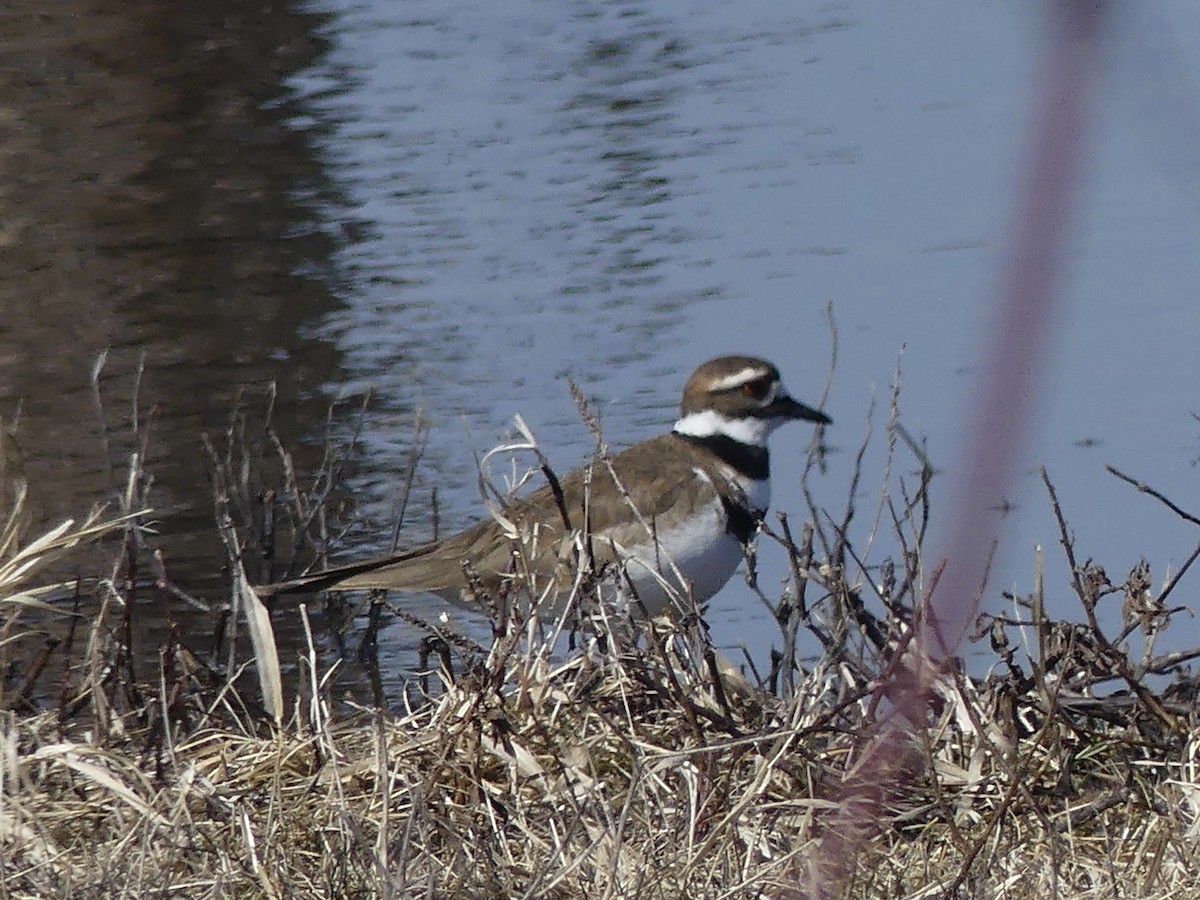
[29, 741, 169, 826]
[240, 570, 283, 727]
[213, 504, 284, 727]
[0, 504, 150, 596]
[0, 480, 29, 563]
[0, 590, 83, 614]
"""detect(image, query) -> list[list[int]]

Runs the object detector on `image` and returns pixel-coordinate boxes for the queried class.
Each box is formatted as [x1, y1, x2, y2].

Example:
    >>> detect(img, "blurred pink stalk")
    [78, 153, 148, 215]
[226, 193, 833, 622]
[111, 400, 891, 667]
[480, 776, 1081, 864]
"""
[922, 0, 1108, 668]
[807, 1, 1111, 895]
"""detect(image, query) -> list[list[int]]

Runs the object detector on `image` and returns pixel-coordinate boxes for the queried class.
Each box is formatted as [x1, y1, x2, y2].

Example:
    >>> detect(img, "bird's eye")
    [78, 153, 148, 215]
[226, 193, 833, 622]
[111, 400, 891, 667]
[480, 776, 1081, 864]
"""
[741, 377, 774, 401]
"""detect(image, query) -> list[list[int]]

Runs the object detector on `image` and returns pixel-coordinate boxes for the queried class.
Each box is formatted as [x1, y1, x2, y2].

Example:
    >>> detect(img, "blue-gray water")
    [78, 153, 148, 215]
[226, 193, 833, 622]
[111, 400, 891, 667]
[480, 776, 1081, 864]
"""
[3, 0, 1200, 697]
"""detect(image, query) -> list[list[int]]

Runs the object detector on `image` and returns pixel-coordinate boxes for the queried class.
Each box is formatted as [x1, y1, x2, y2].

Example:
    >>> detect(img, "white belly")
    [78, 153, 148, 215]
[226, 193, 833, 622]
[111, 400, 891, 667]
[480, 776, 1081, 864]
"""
[616, 497, 747, 615]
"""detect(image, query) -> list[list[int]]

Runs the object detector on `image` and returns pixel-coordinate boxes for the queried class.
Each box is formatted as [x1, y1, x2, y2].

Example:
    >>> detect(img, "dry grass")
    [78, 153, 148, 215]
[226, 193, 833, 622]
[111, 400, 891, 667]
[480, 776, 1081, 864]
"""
[4, 386, 1200, 899]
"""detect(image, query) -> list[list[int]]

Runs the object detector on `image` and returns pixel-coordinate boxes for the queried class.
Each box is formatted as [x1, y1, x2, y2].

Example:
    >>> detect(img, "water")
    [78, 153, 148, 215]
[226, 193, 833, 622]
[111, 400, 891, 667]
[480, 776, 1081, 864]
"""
[3, 0, 1200, 699]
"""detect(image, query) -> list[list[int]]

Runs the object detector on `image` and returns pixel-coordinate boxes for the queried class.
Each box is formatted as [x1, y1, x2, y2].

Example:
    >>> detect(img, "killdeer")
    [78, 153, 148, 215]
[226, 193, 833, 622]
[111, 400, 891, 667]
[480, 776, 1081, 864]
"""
[259, 356, 830, 616]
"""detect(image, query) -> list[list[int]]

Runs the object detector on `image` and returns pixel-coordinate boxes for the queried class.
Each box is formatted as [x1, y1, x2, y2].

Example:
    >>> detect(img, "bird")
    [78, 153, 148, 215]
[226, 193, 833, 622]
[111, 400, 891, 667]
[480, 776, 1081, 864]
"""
[257, 355, 830, 617]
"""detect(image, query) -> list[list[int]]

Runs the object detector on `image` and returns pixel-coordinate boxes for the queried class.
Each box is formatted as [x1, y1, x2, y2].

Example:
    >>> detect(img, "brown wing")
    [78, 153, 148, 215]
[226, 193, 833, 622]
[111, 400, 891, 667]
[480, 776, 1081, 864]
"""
[549, 433, 724, 545]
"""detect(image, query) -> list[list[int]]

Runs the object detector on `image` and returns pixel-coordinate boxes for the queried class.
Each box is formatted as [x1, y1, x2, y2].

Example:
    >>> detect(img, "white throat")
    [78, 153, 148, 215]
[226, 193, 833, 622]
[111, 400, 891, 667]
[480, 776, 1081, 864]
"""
[672, 409, 773, 447]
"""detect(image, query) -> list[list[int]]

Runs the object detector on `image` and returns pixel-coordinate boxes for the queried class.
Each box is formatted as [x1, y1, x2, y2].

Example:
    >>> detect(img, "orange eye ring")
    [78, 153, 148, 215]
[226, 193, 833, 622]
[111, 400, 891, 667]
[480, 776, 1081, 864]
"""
[742, 378, 773, 401]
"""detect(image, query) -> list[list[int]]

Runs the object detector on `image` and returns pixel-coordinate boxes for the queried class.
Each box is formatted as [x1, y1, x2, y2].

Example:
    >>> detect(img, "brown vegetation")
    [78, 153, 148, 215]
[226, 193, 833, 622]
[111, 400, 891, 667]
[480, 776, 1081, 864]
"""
[3, 388, 1200, 899]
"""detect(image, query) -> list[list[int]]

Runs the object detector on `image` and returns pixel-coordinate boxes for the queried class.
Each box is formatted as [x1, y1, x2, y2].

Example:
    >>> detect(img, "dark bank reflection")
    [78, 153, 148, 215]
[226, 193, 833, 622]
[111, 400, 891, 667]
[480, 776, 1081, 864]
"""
[0, 1, 353, 557]
[0, 1, 369, 688]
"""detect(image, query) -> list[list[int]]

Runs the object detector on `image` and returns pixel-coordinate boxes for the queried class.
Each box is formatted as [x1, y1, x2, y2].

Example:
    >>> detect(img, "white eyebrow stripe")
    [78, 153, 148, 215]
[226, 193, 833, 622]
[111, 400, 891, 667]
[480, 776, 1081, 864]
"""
[709, 367, 770, 392]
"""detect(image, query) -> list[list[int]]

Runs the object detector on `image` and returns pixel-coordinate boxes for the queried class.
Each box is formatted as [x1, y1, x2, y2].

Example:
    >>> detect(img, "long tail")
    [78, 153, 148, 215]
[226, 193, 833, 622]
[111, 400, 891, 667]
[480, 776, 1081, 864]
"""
[254, 545, 433, 598]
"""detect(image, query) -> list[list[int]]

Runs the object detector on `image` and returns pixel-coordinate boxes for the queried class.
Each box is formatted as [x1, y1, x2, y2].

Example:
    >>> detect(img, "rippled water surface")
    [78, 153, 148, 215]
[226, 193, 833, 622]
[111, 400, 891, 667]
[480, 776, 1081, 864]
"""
[4, 0, 1200, 698]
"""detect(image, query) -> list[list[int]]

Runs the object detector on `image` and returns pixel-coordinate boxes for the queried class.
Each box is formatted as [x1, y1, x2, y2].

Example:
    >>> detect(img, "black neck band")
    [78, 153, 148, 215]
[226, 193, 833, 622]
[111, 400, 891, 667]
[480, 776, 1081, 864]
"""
[675, 432, 770, 481]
